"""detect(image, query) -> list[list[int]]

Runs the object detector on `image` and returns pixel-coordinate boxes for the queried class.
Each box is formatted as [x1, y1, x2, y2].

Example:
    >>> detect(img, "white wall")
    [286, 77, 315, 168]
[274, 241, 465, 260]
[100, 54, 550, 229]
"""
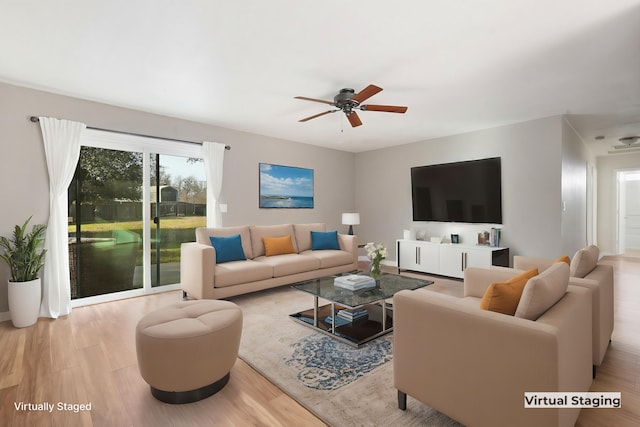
[561, 119, 595, 256]
[597, 152, 640, 255]
[0, 82, 356, 313]
[354, 116, 565, 264]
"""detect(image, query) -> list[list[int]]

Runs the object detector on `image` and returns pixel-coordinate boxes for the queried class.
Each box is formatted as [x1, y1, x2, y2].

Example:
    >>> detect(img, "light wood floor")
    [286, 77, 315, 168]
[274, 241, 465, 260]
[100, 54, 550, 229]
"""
[0, 256, 638, 426]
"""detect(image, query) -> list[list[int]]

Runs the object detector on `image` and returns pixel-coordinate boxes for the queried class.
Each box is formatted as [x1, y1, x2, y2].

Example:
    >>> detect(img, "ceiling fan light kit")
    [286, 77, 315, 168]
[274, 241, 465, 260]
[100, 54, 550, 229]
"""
[605, 136, 640, 153]
[295, 84, 408, 128]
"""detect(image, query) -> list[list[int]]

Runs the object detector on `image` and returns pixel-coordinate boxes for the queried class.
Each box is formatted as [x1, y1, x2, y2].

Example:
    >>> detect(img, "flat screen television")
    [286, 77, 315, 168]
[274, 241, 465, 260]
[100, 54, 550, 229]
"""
[411, 157, 502, 224]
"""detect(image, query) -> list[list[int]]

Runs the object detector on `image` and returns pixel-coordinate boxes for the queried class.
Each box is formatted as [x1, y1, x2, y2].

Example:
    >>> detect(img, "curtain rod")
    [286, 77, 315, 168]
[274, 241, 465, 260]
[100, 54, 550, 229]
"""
[29, 116, 230, 150]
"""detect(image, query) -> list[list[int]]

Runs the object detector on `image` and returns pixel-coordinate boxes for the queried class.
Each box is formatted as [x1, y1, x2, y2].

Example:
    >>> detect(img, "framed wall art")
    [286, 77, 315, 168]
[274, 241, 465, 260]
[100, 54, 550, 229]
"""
[259, 163, 314, 208]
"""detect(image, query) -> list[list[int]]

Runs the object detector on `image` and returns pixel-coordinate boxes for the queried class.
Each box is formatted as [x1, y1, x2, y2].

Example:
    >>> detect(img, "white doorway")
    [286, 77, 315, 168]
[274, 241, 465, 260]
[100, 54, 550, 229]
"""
[616, 170, 640, 256]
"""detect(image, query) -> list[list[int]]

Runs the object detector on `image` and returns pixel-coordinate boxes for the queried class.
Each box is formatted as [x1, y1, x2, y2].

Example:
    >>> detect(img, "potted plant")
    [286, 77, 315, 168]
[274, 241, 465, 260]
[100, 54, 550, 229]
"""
[0, 217, 47, 328]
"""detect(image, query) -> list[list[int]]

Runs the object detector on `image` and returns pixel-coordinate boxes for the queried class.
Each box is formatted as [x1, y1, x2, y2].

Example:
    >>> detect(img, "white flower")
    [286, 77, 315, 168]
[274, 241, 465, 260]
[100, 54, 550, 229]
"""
[364, 242, 387, 261]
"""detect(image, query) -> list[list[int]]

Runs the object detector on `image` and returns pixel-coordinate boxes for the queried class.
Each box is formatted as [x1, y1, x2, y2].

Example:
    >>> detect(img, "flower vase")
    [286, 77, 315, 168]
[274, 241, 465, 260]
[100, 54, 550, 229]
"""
[371, 261, 382, 281]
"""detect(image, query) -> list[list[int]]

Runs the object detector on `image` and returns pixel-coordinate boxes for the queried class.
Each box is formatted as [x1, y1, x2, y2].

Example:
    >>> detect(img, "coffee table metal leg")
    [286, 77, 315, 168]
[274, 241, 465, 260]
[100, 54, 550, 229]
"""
[313, 296, 319, 327]
[331, 302, 336, 334]
[381, 300, 386, 331]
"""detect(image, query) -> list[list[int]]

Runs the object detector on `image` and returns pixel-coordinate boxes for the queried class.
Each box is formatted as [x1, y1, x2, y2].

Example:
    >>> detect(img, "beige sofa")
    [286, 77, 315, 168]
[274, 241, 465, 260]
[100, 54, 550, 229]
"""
[514, 245, 614, 370]
[394, 265, 593, 427]
[180, 223, 357, 299]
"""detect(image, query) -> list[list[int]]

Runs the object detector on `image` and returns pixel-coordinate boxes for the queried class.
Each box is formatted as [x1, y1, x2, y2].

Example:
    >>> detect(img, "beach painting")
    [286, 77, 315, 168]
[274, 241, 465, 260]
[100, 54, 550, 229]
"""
[259, 163, 314, 208]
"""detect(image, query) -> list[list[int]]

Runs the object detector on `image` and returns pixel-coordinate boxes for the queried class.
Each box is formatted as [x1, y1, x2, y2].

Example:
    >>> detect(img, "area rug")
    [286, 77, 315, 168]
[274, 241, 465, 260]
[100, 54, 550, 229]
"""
[230, 286, 463, 427]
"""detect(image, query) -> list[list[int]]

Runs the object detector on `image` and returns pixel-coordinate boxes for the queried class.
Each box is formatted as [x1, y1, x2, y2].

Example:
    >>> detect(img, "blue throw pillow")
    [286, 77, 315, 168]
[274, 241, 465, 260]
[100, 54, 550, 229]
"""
[311, 230, 340, 250]
[209, 234, 246, 263]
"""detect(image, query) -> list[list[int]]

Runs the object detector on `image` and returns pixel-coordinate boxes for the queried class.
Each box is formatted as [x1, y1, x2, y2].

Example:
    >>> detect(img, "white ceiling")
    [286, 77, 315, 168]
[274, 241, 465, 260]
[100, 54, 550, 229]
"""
[1, 1, 640, 154]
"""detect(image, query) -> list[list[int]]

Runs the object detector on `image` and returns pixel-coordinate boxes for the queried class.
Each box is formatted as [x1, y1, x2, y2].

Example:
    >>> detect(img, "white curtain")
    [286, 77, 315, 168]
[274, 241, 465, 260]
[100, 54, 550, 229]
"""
[202, 141, 226, 227]
[39, 117, 86, 318]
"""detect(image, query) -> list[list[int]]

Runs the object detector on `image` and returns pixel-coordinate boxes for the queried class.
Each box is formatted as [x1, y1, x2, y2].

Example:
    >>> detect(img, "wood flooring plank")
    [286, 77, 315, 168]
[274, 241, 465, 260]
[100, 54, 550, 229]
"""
[49, 315, 79, 373]
[76, 342, 130, 427]
[50, 366, 93, 427]
[0, 323, 26, 389]
[0, 385, 18, 427]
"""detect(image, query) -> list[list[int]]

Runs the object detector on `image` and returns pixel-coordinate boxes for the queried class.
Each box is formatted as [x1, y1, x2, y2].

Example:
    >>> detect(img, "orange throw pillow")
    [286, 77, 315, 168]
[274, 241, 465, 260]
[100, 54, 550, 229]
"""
[262, 235, 295, 256]
[554, 255, 571, 266]
[480, 268, 539, 315]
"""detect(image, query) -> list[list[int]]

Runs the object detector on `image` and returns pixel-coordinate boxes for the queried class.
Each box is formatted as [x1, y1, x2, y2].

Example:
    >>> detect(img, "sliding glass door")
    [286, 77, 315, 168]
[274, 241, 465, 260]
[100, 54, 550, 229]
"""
[150, 153, 206, 287]
[68, 146, 144, 298]
[68, 130, 206, 301]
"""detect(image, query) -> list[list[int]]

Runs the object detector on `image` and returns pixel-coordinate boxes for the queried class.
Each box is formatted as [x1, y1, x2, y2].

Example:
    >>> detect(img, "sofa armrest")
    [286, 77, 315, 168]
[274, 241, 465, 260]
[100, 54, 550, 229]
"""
[463, 267, 524, 298]
[514, 255, 555, 272]
[180, 242, 216, 299]
[572, 263, 614, 365]
[337, 234, 358, 268]
[393, 286, 592, 427]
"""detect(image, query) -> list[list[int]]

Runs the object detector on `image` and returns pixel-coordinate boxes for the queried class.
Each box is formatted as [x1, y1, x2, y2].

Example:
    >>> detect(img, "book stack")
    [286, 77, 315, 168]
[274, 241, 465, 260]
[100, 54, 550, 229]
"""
[334, 274, 376, 291]
[490, 227, 502, 247]
[324, 315, 350, 327]
[337, 307, 369, 322]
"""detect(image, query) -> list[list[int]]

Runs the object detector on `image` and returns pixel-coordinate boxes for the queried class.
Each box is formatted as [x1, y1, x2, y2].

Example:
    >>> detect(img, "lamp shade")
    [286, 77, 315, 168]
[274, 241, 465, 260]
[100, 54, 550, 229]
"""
[342, 213, 360, 225]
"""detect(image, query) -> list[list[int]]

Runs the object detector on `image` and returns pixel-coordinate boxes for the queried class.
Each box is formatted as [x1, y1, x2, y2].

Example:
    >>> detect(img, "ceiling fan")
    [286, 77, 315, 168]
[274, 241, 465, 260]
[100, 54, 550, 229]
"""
[295, 84, 408, 127]
[612, 136, 640, 150]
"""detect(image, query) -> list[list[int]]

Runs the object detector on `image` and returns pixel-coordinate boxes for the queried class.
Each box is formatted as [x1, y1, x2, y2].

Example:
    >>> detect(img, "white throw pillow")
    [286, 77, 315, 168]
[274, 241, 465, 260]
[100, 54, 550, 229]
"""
[570, 245, 599, 278]
[514, 262, 569, 320]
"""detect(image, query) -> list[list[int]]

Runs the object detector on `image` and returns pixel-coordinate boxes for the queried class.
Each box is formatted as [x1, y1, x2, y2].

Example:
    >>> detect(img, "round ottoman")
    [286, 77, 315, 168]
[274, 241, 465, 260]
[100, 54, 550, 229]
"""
[135, 299, 243, 404]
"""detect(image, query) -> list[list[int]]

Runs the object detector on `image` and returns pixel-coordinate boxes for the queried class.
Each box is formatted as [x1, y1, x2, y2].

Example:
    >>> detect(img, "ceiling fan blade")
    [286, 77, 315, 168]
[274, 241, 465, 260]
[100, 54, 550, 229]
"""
[299, 110, 335, 122]
[352, 84, 383, 103]
[361, 104, 408, 113]
[347, 111, 362, 127]
[294, 96, 335, 105]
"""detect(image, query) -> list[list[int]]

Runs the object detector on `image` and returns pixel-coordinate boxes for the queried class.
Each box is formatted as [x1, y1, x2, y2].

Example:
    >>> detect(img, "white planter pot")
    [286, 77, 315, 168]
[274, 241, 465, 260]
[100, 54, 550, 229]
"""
[8, 278, 42, 328]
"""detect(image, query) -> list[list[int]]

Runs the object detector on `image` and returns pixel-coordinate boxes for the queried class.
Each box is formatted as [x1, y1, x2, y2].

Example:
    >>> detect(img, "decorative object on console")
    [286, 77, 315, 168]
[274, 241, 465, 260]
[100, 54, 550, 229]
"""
[477, 230, 491, 245]
[341, 212, 360, 235]
[259, 163, 314, 209]
[489, 227, 502, 247]
[364, 242, 387, 280]
[451, 234, 459, 244]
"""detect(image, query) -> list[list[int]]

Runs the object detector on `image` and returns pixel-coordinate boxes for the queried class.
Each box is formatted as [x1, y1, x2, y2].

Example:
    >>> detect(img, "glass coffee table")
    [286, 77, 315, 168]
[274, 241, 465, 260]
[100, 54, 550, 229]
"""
[290, 272, 433, 347]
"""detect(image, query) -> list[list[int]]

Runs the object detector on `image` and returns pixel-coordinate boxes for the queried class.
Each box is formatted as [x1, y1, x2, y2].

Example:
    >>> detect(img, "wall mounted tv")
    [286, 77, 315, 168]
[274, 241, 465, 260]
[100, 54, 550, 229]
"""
[411, 157, 502, 224]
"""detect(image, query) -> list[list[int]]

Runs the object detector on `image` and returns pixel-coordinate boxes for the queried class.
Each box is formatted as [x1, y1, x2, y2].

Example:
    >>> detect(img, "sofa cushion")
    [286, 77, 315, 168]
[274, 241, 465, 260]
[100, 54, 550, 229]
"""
[515, 262, 569, 320]
[250, 224, 297, 257]
[209, 234, 246, 264]
[311, 230, 340, 250]
[214, 260, 273, 287]
[570, 245, 599, 278]
[555, 255, 571, 266]
[263, 235, 296, 257]
[197, 226, 253, 259]
[479, 268, 538, 315]
[294, 223, 326, 252]
[254, 253, 320, 277]
[301, 249, 354, 269]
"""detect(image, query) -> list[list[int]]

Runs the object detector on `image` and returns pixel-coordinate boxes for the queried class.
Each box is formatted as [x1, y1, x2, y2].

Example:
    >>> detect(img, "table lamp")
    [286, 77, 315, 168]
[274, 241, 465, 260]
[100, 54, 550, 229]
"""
[342, 213, 360, 235]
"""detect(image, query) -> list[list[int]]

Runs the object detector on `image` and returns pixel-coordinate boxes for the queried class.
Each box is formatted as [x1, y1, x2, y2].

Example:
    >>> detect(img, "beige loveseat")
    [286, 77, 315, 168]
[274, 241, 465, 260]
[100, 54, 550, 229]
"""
[514, 245, 614, 370]
[394, 264, 593, 427]
[180, 223, 357, 299]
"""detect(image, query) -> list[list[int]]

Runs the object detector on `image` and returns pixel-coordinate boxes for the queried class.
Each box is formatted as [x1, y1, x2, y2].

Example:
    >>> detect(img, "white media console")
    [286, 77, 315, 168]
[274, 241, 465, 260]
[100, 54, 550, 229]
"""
[396, 239, 509, 279]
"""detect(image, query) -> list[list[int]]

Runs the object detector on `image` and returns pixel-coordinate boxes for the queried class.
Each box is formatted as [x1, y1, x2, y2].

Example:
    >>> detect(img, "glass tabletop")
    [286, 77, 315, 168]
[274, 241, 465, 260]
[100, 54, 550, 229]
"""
[292, 272, 433, 308]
